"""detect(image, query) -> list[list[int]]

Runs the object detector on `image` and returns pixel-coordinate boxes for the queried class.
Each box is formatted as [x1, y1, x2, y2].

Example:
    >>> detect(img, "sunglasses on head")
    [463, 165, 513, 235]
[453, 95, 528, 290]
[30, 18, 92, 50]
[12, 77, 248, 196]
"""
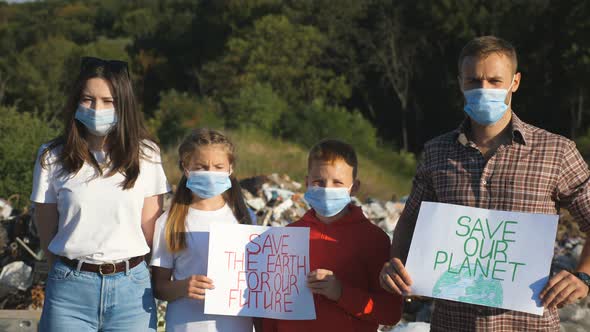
[80, 56, 129, 77]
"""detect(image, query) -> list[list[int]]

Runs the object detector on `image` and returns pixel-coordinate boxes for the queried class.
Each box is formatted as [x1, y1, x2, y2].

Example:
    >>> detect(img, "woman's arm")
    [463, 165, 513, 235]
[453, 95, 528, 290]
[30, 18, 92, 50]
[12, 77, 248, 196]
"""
[152, 267, 214, 302]
[141, 194, 164, 248]
[34, 203, 58, 267]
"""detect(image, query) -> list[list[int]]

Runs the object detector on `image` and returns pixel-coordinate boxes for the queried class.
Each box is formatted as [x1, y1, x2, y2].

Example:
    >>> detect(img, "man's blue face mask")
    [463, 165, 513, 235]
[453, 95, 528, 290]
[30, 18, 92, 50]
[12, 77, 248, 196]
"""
[463, 75, 515, 126]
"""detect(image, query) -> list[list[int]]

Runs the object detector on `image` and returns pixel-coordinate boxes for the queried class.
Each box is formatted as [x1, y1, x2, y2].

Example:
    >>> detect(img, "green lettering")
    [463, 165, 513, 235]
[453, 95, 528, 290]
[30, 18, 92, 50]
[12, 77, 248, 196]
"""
[464, 237, 479, 257]
[433, 251, 448, 270]
[470, 218, 485, 238]
[492, 260, 506, 281]
[474, 258, 490, 278]
[458, 256, 472, 277]
[456, 216, 471, 237]
[493, 241, 508, 262]
[502, 221, 518, 243]
[509, 261, 526, 281]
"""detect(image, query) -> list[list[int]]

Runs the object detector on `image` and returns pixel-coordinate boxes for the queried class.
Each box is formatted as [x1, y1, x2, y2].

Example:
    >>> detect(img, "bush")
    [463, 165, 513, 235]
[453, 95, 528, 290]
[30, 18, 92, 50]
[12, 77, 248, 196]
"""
[148, 90, 225, 147]
[280, 99, 378, 153]
[0, 107, 61, 210]
[223, 83, 288, 132]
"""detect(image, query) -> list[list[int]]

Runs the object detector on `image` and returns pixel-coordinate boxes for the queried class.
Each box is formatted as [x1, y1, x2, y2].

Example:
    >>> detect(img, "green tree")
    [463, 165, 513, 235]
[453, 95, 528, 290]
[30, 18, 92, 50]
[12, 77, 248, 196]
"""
[7, 36, 80, 115]
[223, 83, 288, 132]
[149, 90, 225, 147]
[204, 14, 350, 104]
[0, 106, 60, 209]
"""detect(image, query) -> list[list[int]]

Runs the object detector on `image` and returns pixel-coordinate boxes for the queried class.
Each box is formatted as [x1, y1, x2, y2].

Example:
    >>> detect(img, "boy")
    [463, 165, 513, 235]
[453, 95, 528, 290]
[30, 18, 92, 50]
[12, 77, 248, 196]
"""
[263, 139, 402, 331]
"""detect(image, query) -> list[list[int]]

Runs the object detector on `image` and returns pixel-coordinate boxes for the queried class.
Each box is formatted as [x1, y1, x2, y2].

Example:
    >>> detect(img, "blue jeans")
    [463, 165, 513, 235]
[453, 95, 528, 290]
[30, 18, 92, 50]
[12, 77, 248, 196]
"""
[40, 259, 157, 332]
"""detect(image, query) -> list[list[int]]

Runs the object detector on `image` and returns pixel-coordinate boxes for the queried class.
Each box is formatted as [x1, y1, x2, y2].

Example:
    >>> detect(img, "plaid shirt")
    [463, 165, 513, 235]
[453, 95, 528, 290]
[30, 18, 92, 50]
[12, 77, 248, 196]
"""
[393, 113, 590, 331]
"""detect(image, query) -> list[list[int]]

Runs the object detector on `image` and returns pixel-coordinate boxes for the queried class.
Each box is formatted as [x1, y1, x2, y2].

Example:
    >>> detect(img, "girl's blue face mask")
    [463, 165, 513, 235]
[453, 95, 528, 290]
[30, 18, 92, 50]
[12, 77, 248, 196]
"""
[75, 105, 118, 136]
[304, 185, 352, 218]
[463, 75, 515, 126]
[186, 171, 232, 199]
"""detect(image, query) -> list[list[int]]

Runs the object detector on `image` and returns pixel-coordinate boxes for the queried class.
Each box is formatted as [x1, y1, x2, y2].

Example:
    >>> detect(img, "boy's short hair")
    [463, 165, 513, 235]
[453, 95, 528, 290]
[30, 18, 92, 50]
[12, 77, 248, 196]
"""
[458, 35, 518, 74]
[308, 139, 358, 179]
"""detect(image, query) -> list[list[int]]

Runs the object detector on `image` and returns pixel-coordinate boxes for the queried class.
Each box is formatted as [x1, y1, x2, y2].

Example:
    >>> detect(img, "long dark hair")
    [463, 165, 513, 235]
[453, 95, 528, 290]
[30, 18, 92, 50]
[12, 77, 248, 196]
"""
[165, 128, 252, 252]
[40, 57, 154, 189]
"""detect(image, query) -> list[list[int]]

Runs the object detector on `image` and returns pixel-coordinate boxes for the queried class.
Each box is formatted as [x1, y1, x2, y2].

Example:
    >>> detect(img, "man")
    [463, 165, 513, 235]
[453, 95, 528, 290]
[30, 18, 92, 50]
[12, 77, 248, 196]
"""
[380, 36, 590, 331]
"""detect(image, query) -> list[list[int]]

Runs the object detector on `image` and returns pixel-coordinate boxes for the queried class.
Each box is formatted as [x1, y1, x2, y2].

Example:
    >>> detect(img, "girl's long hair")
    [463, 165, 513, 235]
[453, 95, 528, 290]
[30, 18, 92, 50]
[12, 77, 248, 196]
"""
[165, 128, 252, 252]
[40, 59, 154, 189]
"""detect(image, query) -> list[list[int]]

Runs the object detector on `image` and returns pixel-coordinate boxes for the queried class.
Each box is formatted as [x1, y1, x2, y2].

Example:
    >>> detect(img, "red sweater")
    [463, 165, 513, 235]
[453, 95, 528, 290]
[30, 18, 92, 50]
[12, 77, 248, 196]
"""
[262, 205, 402, 332]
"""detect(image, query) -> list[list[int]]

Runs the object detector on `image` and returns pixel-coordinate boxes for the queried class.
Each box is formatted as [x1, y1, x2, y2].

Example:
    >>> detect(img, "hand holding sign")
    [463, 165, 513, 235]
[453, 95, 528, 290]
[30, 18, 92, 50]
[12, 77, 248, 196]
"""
[307, 269, 342, 301]
[380, 258, 413, 296]
[184, 275, 215, 300]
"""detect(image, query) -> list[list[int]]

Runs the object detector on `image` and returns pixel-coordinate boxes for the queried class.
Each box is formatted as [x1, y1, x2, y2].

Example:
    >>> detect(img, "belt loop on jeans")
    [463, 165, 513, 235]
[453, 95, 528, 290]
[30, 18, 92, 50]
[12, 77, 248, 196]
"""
[74, 259, 83, 276]
[125, 260, 130, 275]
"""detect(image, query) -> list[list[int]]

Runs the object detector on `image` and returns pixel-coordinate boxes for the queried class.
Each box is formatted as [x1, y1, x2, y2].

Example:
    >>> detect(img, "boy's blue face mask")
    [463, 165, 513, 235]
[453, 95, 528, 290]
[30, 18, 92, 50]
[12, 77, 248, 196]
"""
[186, 171, 232, 199]
[75, 105, 118, 136]
[304, 185, 352, 218]
[463, 75, 515, 126]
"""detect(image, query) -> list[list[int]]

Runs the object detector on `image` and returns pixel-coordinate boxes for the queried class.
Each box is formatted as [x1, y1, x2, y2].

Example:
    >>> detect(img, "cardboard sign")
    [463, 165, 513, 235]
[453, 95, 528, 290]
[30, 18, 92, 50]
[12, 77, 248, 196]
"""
[205, 224, 316, 320]
[405, 202, 558, 315]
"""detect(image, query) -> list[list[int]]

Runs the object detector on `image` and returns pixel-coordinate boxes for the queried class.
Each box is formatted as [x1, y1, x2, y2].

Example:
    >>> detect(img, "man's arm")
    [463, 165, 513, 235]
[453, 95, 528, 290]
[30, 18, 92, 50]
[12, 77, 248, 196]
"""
[541, 141, 590, 307]
[381, 151, 436, 294]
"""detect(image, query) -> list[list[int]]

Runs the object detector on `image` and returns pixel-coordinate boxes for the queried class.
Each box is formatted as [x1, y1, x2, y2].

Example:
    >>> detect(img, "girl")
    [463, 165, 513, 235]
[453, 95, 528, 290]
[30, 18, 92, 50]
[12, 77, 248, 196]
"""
[31, 57, 169, 331]
[151, 128, 256, 332]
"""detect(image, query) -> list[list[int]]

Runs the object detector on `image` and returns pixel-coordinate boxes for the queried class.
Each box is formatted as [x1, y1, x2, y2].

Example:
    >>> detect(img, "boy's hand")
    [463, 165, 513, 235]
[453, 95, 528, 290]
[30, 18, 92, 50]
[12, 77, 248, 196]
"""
[380, 258, 413, 295]
[307, 269, 342, 301]
[185, 275, 215, 300]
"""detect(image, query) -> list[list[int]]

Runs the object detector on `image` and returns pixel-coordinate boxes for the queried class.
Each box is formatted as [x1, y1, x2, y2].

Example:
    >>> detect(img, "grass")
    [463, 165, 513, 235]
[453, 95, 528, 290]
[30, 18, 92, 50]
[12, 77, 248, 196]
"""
[161, 128, 413, 201]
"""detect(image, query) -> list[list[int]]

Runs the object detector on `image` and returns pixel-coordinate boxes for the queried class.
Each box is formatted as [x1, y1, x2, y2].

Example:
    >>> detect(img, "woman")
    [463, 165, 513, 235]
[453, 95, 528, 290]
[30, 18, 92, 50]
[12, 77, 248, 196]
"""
[31, 57, 169, 331]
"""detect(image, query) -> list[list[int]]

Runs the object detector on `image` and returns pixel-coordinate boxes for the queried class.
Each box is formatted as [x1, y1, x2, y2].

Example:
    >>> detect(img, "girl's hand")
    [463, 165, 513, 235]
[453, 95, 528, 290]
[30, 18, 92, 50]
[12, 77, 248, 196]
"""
[307, 269, 342, 301]
[185, 275, 215, 300]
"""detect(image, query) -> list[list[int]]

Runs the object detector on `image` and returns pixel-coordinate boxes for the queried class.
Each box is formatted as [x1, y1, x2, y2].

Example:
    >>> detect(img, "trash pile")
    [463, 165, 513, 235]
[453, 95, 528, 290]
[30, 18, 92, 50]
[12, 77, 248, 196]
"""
[239, 173, 405, 238]
[0, 197, 47, 311]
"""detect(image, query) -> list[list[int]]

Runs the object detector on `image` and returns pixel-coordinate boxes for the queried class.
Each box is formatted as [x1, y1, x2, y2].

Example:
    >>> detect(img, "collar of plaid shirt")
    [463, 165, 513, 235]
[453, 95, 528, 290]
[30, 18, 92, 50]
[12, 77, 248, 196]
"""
[456, 112, 530, 148]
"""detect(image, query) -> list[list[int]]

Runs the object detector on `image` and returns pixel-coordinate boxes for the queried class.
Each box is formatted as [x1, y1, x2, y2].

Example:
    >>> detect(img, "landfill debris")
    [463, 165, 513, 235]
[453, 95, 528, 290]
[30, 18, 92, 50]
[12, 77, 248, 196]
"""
[0, 199, 12, 221]
[0, 261, 32, 291]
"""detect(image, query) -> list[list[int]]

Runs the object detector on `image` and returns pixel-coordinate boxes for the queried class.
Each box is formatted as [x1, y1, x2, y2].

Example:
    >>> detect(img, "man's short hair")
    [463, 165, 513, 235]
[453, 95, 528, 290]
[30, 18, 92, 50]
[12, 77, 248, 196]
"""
[458, 36, 518, 73]
[308, 139, 358, 179]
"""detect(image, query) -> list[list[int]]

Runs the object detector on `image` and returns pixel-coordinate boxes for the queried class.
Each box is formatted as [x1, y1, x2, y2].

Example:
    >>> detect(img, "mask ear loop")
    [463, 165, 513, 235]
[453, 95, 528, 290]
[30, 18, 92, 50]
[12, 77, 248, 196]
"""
[505, 74, 516, 106]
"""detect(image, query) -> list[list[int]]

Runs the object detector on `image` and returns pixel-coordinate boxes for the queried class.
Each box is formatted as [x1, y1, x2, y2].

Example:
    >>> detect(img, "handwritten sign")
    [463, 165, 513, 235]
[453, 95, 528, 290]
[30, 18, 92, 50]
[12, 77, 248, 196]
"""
[405, 202, 558, 315]
[204, 224, 316, 320]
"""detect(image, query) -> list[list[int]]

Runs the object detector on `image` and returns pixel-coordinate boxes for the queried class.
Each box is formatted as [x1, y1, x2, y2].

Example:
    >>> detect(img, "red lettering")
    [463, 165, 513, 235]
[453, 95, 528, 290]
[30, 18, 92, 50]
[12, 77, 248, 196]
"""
[261, 272, 271, 292]
[273, 273, 282, 291]
[236, 271, 247, 289]
[289, 274, 299, 294]
[224, 251, 235, 271]
[247, 234, 261, 254]
[296, 255, 307, 275]
[247, 271, 260, 290]
[229, 289, 239, 308]
[284, 293, 293, 312]
[262, 234, 273, 254]
[281, 235, 290, 255]
[246, 252, 258, 271]
[267, 254, 276, 273]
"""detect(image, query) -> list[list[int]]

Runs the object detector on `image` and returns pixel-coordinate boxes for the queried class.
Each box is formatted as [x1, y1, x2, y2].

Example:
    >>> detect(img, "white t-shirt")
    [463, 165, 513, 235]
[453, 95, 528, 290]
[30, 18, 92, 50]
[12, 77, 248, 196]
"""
[30, 141, 170, 262]
[151, 205, 253, 332]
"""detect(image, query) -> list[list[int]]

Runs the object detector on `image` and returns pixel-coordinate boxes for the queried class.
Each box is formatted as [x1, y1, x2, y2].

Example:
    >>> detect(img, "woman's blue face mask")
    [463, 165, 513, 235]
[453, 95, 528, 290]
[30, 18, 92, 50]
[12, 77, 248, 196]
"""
[75, 105, 117, 136]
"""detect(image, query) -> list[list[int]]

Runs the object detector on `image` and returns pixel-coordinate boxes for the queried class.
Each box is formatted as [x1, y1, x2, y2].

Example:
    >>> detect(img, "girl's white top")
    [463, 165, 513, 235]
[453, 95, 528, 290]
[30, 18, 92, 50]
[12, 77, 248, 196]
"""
[151, 205, 253, 332]
[30, 141, 170, 262]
